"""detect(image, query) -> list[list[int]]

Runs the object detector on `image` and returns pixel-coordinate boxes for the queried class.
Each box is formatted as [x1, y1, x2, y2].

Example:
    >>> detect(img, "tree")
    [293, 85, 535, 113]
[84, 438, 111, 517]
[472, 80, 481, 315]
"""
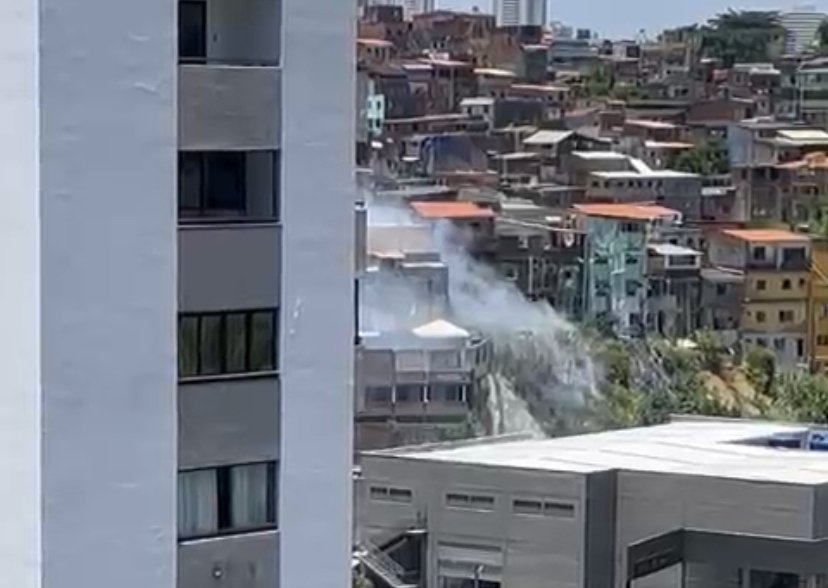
[744, 346, 776, 398]
[673, 139, 730, 176]
[701, 10, 784, 67]
[818, 19, 828, 53]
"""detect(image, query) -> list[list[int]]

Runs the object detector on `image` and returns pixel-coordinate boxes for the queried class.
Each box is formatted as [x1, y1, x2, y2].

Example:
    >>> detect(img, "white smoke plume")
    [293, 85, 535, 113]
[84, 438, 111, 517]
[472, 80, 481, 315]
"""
[362, 194, 600, 437]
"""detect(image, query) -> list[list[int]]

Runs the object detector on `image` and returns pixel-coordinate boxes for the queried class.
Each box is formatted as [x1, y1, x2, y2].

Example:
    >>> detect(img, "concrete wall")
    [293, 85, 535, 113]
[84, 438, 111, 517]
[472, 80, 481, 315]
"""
[358, 456, 587, 588]
[36, 0, 177, 585]
[0, 0, 42, 585]
[179, 223, 281, 312]
[179, 530, 279, 588]
[179, 65, 281, 150]
[179, 378, 280, 469]
[279, 0, 355, 587]
[616, 471, 816, 587]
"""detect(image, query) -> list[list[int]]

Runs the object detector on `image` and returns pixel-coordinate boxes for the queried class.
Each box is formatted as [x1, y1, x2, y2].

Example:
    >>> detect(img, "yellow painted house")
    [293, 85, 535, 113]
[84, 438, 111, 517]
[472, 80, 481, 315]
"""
[709, 229, 812, 367]
[809, 237, 828, 371]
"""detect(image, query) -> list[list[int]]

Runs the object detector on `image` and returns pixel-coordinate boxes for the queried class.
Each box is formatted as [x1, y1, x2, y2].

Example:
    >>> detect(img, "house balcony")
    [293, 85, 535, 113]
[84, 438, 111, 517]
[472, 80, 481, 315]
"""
[179, 63, 282, 150]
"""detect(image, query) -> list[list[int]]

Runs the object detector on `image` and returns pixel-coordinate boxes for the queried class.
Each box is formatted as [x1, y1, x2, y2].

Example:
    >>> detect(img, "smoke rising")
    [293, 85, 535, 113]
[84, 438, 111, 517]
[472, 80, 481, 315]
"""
[363, 195, 600, 437]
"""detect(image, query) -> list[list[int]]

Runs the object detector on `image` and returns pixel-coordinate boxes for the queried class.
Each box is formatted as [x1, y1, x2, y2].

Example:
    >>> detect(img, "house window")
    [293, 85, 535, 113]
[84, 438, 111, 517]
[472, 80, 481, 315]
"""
[716, 284, 727, 296]
[774, 338, 785, 351]
[626, 280, 639, 297]
[817, 335, 828, 346]
[179, 152, 246, 218]
[428, 384, 466, 403]
[756, 311, 767, 323]
[395, 385, 423, 403]
[178, 462, 277, 540]
[365, 386, 392, 405]
[779, 310, 795, 323]
[178, 309, 278, 378]
[798, 338, 805, 357]
[178, 0, 207, 61]
[757, 280, 767, 291]
[782, 279, 792, 290]
[800, 278, 807, 288]
[752, 246, 767, 261]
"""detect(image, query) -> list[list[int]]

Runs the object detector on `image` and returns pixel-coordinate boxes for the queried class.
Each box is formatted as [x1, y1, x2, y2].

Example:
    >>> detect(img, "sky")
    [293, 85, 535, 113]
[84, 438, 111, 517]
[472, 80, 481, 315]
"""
[436, 0, 828, 39]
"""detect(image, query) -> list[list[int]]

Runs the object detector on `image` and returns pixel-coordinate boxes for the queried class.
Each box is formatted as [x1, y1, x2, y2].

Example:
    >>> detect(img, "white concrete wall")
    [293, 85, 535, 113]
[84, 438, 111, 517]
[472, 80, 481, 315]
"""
[0, 0, 41, 586]
[0, 0, 177, 587]
[279, 0, 355, 587]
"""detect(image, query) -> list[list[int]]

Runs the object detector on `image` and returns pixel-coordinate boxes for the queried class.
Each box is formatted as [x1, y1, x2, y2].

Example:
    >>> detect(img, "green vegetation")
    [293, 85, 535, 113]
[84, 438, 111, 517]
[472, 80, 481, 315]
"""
[818, 19, 828, 54]
[592, 332, 828, 429]
[673, 139, 730, 175]
[700, 10, 784, 67]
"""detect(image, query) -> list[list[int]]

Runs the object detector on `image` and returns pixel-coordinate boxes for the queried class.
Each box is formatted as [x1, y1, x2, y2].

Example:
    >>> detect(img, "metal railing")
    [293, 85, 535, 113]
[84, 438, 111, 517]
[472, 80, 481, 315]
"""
[356, 541, 416, 588]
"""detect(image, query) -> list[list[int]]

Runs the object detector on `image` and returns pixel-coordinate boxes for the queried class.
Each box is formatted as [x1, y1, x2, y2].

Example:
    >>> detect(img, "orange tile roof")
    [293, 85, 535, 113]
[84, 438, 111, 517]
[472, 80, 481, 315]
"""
[721, 229, 810, 243]
[776, 151, 828, 170]
[572, 203, 680, 221]
[411, 201, 495, 220]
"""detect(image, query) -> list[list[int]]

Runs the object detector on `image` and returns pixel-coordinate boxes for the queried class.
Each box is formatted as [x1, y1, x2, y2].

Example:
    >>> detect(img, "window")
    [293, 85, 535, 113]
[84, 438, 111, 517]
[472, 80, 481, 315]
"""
[757, 280, 767, 291]
[626, 280, 639, 297]
[512, 498, 575, 518]
[798, 338, 805, 357]
[779, 310, 795, 323]
[817, 335, 828, 346]
[370, 485, 413, 504]
[800, 278, 807, 288]
[774, 338, 785, 351]
[395, 385, 423, 403]
[446, 492, 495, 511]
[178, 309, 278, 378]
[752, 246, 767, 261]
[716, 283, 727, 296]
[178, 462, 277, 539]
[179, 0, 207, 61]
[429, 384, 466, 403]
[782, 279, 792, 290]
[365, 386, 392, 405]
[756, 311, 766, 323]
[179, 152, 246, 218]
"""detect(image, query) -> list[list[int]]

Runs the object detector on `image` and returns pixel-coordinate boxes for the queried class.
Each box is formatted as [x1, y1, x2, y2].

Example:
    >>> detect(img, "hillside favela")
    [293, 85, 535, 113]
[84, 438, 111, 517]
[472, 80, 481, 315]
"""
[353, 3, 828, 588]
[13, 1, 828, 588]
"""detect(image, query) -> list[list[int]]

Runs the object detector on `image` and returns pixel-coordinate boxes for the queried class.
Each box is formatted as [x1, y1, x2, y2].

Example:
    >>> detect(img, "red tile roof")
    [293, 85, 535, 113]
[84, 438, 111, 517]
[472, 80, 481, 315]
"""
[721, 229, 810, 243]
[411, 201, 495, 220]
[572, 203, 679, 221]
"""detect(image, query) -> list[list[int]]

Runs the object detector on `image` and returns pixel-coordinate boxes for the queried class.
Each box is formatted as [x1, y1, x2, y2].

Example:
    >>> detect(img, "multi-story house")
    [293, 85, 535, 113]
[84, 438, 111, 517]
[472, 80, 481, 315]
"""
[646, 243, 702, 338]
[2, 2, 354, 588]
[797, 57, 828, 129]
[355, 321, 492, 450]
[573, 203, 682, 336]
[708, 229, 812, 367]
[776, 151, 828, 226]
[809, 237, 828, 372]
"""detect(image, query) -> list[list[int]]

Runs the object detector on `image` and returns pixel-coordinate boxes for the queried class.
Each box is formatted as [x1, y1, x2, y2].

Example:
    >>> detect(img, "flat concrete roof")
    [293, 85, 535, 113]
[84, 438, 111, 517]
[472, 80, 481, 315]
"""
[369, 419, 828, 485]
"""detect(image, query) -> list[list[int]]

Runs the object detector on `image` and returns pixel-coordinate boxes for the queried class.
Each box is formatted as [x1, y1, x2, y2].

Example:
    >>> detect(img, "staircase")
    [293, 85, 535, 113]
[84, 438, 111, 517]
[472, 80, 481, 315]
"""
[355, 541, 418, 588]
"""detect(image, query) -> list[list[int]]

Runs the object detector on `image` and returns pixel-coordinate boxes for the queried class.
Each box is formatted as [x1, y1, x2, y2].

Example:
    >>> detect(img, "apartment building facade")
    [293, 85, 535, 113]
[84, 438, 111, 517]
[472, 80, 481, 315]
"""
[492, 0, 547, 27]
[708, 229, 811, 367]
[177, 1, 354, 588]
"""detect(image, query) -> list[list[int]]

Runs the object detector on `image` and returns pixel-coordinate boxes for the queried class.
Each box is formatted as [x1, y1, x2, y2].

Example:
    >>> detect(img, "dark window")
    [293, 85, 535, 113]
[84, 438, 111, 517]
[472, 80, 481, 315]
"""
[779, 310, 795, 323]
[753, 246, 767, 261]
[395, 385, 423, 403]
[178, 309, 279, 378]
[757, 311, 766, 323]
[757, 280, 767, 291]
[179, 0, 207, 61]
[782, 279, 792, 290]
[365, 386, 392, 405]
[178, 461, 277, 540]
[626, 280, 639, 297]
[178, 152, 247, 218]
[716, 284, 727, 296]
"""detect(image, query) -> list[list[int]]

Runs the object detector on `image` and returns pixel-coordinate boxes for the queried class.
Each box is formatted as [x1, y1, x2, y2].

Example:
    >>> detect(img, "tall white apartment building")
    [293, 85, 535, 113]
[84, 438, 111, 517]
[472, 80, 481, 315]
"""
[0, 0, 355, 587]
[781, 7, 827, 54]
[493, 0, 547, 26]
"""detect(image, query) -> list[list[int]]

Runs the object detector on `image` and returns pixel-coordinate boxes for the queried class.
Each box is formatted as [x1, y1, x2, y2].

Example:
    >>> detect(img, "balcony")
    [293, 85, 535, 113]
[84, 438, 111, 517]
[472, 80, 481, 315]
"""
[179, 64, 281, 150]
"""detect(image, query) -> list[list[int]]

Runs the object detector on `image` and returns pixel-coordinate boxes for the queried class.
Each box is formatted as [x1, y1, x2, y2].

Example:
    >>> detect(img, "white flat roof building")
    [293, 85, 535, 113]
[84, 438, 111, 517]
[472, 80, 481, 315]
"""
[358, 418, 828, 588]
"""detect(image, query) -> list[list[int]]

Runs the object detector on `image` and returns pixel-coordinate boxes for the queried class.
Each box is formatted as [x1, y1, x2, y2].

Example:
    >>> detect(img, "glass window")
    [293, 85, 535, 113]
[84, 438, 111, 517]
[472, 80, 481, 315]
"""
[178, 0, 207, 60]
[395, 385, 422, 403]
[178, 152, 202, 213]
[199, 315, 223, 375]
[225, 313, 248, 373]
[249, 310, 276, 371]
[757, 280, 767, 291]
[206, 152, 246, 214]
[178, 469, 218, 538]
[782, 279, 792, 290]
[178, 315, 200, 377]
[365, 386, 392, 405]
[229, 463, 275, 529]
[513, 499, 543, 515]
